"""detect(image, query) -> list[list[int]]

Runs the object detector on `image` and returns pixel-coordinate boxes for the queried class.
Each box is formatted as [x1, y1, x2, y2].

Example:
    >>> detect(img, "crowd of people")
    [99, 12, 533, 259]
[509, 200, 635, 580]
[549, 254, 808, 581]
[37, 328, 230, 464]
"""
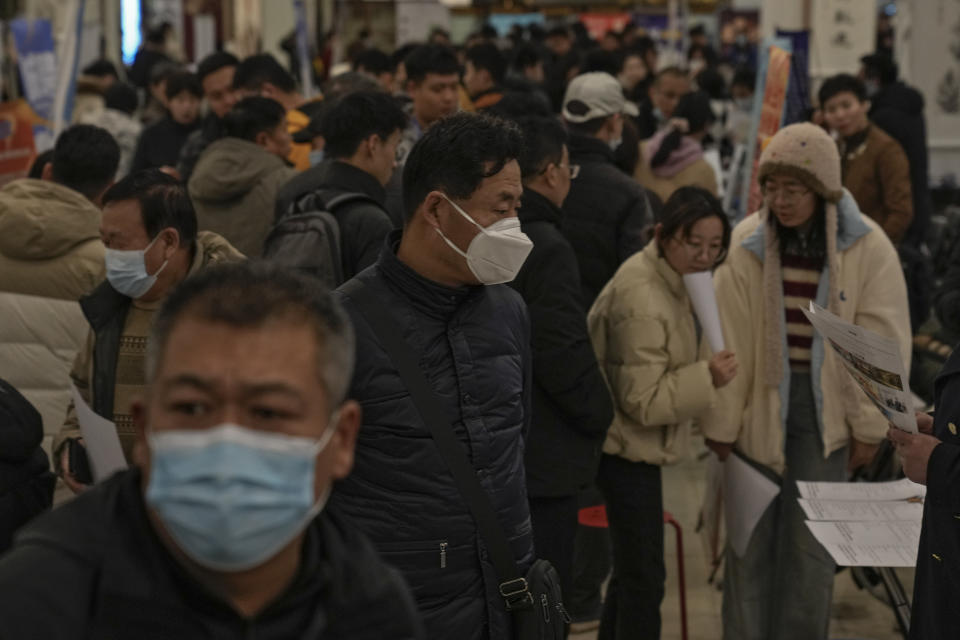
[0, 17, 955, 640]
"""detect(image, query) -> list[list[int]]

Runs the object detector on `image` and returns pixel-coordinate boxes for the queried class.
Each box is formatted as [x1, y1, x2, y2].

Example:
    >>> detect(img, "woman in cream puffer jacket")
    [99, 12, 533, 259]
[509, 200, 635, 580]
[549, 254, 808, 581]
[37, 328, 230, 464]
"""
[588, 186, 737, 639]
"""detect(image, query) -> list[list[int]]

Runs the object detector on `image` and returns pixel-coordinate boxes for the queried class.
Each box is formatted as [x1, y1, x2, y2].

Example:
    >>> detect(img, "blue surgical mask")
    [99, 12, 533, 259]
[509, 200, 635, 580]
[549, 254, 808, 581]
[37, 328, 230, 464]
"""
[104, 236, 167, 299]
[146, 419, 338, 572]
[309, 149, 325, 167]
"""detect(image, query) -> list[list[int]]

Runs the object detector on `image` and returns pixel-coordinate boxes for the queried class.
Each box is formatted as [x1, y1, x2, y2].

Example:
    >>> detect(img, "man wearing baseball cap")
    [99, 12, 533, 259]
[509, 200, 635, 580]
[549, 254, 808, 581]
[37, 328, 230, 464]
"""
[560, 72, 651, 308]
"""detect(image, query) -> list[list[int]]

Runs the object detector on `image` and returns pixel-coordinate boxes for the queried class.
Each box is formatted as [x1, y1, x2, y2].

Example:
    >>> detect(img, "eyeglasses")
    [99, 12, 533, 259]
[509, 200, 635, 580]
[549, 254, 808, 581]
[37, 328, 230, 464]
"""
[761, 183, 812, 205]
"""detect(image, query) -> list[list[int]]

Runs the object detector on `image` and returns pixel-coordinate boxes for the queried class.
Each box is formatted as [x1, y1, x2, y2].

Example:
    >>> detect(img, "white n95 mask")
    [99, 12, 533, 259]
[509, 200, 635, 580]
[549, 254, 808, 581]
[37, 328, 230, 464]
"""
[436, 194, 533, 285]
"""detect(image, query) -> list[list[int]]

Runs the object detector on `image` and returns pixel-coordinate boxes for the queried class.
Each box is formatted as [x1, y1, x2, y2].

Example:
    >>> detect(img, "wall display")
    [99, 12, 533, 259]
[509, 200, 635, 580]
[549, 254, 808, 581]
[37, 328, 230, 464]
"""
[9, 18, 57, 151]
[809, 0, 876, 78]
[579, 13, 632, 42]
[396, 0, 450, 46]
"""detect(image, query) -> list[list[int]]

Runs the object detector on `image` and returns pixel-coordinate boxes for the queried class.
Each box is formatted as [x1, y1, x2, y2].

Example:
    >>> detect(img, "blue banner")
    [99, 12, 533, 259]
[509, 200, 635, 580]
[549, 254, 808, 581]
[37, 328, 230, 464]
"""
[293, 0, 314, 98]
[776, 29, 811, 126]
[9, 18, 56, 150]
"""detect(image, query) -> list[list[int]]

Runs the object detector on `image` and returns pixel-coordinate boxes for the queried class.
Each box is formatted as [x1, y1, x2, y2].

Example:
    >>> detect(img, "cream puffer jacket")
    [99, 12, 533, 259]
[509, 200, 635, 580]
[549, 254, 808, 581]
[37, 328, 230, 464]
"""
[589, 242, 717, 465]
[701, 192, 911, 475]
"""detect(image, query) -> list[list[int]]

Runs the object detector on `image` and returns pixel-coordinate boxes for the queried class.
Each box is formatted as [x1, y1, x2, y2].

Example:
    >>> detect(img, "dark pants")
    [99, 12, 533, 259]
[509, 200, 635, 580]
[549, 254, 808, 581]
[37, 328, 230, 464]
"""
[529, 494, 579, 601]
[597, 454, 665, 640]
[568, 486, 612, 622]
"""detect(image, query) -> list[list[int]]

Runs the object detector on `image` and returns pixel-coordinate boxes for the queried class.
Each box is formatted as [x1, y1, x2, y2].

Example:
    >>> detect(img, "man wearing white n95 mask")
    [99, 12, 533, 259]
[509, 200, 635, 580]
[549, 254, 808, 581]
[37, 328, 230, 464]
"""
[52, 169, 243, 495]
[0, 262, 423, 639]
[331, 112, 536, 640]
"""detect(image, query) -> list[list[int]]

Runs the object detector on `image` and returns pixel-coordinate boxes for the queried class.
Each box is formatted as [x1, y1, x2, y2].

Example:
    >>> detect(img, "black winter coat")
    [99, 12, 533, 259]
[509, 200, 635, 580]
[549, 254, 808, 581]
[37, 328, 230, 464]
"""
[870, 82, 932, 247]
[275, 161, 394, 280]
[561, 133, 652, 308]
[0, 469, 422, 639]
[331, 234, 535, 640]
[910, 347, 960, 640]
[0, 379, 54, 553]
[509, 191, 614, 497]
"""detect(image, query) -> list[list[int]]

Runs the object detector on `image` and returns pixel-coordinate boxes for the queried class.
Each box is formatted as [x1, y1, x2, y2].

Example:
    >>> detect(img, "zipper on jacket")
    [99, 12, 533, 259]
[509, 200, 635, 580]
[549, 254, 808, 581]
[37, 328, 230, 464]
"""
[439, 542, 448, 569]
[541, 594, 550, 622]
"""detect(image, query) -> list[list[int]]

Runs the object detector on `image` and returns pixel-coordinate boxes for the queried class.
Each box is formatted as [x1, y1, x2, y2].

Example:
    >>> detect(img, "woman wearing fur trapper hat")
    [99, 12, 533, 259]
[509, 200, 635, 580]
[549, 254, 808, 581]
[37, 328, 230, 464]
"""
[700, 122, 911, 639]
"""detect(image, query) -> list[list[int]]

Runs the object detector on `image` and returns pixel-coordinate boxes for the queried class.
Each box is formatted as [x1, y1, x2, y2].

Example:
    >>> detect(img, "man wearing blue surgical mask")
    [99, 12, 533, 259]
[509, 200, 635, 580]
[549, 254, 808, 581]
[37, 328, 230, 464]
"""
[53, 169, 243, 495]
[331, 112, 536, 640]
[0, 262, 423, 638]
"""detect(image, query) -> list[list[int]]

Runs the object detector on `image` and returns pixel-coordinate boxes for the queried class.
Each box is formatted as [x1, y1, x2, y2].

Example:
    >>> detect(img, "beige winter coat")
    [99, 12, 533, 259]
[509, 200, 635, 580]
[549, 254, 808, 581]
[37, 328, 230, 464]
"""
[0, 179, 105, 449]
[589, 242, 716, 465]
[701, 192, 911, 474]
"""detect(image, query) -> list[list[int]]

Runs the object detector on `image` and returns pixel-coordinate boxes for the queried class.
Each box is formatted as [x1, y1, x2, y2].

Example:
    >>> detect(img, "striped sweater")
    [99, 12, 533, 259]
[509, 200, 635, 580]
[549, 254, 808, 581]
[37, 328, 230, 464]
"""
[782, 253, 823, 371]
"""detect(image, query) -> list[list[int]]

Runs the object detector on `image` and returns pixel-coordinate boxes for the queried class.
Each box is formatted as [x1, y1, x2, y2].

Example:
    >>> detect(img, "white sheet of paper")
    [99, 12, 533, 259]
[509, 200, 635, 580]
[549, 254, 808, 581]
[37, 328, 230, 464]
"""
[723, 452, 780, 558]
[70, 384, 127, 482]
[799, 499, 924, 522]
[796, 477, 926, 502]
[804, 520, 921, 567]
[802, 302, 917, 433]
[683, 271, 725, 353]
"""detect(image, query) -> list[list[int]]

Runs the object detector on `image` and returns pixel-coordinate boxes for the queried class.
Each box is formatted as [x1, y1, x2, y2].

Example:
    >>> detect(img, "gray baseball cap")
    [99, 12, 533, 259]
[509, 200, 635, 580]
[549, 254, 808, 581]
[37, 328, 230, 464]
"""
[562, 72, 640, 123]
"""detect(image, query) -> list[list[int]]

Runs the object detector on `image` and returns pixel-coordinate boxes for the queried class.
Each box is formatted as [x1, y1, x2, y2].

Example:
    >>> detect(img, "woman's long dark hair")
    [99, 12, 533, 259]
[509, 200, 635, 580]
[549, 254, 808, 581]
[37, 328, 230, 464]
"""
[650, 90, 715, 169]
[657, 186, 732, 266]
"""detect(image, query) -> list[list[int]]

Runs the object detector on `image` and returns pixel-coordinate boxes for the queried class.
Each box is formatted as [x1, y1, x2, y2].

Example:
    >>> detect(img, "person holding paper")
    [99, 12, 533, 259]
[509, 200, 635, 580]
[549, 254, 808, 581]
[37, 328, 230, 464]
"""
[0, 262, 423, 638]
[588, 186, 736, 639]
[888, 350, 960, 639]
[702, 122, 911, 640]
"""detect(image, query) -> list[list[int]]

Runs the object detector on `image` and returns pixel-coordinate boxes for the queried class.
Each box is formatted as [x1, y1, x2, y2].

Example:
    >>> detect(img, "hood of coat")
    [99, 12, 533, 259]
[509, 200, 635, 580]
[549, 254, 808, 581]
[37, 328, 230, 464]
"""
[872, 82, 925, 117]
[0, 179, 101, 261]
[642, 132, 704, 179]
[188, 137, 289, 202]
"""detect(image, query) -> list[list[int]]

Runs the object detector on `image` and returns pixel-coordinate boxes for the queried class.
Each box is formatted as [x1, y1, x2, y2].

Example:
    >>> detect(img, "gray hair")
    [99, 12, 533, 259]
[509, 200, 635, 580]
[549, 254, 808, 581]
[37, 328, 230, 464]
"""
[146, 261, 355, 405]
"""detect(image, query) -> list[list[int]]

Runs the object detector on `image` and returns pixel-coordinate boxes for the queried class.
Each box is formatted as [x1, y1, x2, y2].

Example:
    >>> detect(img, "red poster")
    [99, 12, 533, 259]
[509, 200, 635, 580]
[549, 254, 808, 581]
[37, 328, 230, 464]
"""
[0, 100, 40, 186]
[579, 13, 632, 41]
[747, 46, 791, 214]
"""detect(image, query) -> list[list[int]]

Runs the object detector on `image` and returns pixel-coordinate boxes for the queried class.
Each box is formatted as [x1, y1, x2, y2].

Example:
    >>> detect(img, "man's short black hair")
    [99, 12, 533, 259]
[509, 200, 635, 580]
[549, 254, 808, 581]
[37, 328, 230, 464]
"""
[731, 67, 756, 91]
[105, 82, 139, 114]
[861, 53, 898, 86]
[51, 125, 120, 200]
[466, 43, 507, 85]
[28, 150, 53, 179]
[390, 43, 420, 72]
[695, 68, 726, 100]
[486, 91, 552, 120]
[146, 22, 171, 45]
[222, 96, 286, 142]
[634, 36, 657, 58]
[353, 48, 392, 75]
[581, 50, 620, 76]
[402, 112, 522, 223]
[164, 71, 202, 100]
[516, 116, 567, 180]
[655, 66, 688, 84]
[233, 53, 297, 94]
[511, 44, 541, 71]
[819, 73, 868, 106]
[102, 169, 197, 247]
[82, 59, 119, 79]
[149, 61, 181, 87]
[404, 44, 460, 85]
[547, 26, 570, 39]
[196, 51, 239, 84]
[320, 91, 408, 159]
[147, 261, 355, 403]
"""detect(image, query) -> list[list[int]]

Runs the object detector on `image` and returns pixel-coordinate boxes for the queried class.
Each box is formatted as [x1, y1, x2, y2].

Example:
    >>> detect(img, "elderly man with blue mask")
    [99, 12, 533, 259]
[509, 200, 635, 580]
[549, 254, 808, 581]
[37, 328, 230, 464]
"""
[0, 261, 423, 639]
[52, 169, 243, 495]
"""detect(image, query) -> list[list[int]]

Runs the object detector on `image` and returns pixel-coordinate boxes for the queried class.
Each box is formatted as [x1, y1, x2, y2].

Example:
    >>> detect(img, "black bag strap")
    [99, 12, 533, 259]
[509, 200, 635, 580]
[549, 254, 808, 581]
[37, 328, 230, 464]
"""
[344, 279, 533, 611]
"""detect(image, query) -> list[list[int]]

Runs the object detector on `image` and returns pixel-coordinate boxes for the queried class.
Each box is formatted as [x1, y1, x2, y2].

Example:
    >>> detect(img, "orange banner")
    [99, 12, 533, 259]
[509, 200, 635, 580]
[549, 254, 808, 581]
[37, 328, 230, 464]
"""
[747, 46, 791, 214]
[0, 100, 40, 186]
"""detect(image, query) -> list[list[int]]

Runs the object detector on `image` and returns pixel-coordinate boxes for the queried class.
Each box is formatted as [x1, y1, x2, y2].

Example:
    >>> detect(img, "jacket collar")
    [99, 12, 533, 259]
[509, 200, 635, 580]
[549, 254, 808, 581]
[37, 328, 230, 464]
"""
[321, 161, 386, 205]
[741, 189, 872, 261]
[642, 241, 686, 299]
[518, 189, 562, 228]
[567, 133, 615, 165]
[378, 230, 481, 318]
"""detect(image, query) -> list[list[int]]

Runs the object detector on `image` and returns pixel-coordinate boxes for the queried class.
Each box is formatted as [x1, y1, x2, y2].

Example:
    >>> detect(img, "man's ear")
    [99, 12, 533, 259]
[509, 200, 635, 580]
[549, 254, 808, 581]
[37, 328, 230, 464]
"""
[40, 162, 53, 182]
[422, 191, 447, 230]
[254, 130, 269, 148]
[160, 227, 182, 257]
[328, 400, 361, 480]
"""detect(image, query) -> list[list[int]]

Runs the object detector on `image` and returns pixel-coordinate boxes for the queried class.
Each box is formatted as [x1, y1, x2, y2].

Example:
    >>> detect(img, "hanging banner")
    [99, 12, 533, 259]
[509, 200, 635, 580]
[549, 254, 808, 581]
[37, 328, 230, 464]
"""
[9, 18, 56, 152]
[579, 13, 632, 42]
[293, 0, 314, 98]
[738, 41, 791, 218]
[0, 100, 40, 186]
[488, 13, 545, 37]
[810, 0, 876, 79]
[53, 0, 88, 136]
[776, 29, 811, 127]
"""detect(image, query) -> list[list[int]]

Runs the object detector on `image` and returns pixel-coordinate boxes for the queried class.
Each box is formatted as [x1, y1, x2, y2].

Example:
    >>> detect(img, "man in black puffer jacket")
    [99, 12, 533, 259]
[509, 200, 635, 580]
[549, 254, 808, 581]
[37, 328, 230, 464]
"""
[331, 112, 535, 640]
[560, 72, 652, 308]
[507, 117, 614, 600]
[0, 379, 55, 553]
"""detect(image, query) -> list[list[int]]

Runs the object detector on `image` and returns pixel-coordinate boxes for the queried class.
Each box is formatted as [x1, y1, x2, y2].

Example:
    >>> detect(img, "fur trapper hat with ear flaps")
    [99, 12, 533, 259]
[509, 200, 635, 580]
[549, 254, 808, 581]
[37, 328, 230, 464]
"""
[756, 123, 845, 388]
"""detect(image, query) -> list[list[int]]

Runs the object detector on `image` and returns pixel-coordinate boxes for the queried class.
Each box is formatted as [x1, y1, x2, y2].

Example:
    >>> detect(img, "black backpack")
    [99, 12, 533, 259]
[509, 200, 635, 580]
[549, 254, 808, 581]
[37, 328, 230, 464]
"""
[263, 189, 377, 289]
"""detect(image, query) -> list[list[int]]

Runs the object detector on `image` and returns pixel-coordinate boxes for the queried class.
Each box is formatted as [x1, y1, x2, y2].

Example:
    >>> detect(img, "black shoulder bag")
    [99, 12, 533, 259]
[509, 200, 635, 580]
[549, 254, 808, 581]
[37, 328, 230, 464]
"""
[347, 282, 569, 639]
